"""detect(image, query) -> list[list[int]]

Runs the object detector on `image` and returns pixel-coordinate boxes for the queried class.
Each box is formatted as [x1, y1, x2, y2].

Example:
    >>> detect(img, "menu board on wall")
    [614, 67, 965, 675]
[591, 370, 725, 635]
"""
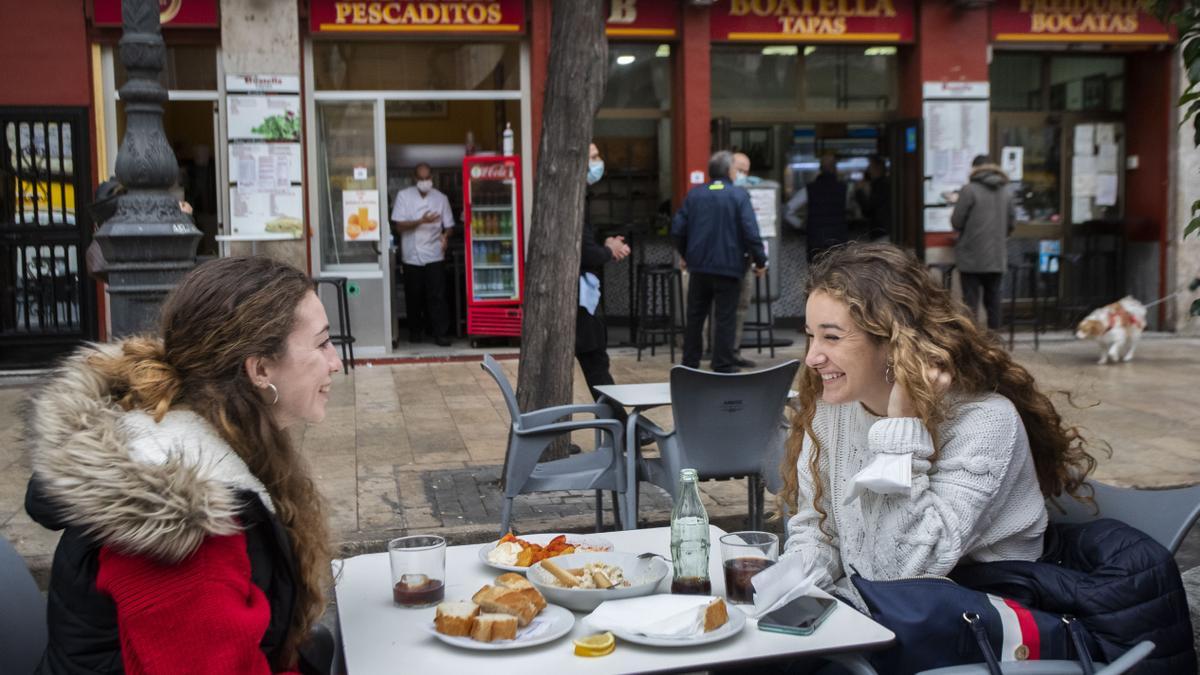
[990, 0, 1172, 43]
[309, 0, 524, 34]
[747, 185, 779, 238]
[711, 0, 914, 42]
[225, 74, 304, 238]
[922, 82, 989, 233]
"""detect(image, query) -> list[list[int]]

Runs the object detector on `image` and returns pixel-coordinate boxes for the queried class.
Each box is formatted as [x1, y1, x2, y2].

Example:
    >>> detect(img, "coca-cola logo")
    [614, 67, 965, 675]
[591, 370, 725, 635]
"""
[470, 162, 515, 180]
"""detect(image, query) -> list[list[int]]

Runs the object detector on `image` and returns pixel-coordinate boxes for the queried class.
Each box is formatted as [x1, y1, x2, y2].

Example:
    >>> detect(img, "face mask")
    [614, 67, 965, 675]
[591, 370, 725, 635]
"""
[586, 160, 605, 186]
[734, 171, 748, 186]
[416, 179, 433, 193]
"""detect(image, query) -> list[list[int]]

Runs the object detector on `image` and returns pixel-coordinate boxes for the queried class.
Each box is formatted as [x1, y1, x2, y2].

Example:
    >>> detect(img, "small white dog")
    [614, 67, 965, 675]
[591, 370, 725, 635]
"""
[1075, 296, 1147, 365]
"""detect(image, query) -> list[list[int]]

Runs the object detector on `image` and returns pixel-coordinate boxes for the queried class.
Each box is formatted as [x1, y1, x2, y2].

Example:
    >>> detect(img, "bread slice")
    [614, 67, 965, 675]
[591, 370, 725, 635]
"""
[434, 601, 479, 637]
[471, 613, 519, 642]
[495, 573, 547, 611]
[703, 597, 729, 632]
[472, 585, 539, 626]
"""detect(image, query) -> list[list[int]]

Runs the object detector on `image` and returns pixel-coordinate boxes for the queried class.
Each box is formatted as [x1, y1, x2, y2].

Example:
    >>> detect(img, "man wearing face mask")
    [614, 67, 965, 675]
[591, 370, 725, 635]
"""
[577, 143, 629, 403]
[391, 162, 455, 346]
[729, 152, 761, 368]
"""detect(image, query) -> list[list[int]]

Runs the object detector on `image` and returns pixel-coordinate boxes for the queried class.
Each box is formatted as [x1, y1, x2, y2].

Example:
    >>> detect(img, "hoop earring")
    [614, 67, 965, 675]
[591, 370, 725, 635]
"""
[884, 361, 895, 385]
[266, 383, 280, 406]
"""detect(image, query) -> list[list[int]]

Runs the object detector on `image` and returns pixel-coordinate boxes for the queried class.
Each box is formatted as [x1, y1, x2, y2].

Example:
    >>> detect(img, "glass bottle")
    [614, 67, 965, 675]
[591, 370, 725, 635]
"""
[670, 468, 711, 595]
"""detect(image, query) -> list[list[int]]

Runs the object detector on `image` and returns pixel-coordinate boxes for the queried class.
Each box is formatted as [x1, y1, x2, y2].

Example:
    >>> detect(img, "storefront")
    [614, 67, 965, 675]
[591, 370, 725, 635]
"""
[986, 0, 1174, 327]
[305, 0, 528, 356]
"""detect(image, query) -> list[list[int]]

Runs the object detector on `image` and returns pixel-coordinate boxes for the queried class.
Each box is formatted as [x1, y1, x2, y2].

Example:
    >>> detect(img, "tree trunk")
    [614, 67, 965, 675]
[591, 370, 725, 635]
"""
[514, 1, 608, 463]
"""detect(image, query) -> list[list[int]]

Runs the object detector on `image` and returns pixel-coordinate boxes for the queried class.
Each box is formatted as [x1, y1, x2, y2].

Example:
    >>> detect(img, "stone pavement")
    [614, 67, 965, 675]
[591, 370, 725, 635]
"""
[3, 332, 1200, 584]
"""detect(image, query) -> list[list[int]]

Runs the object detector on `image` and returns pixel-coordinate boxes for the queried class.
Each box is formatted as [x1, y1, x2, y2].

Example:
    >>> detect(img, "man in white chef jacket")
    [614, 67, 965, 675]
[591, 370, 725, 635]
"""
[391, 162, 455, 347]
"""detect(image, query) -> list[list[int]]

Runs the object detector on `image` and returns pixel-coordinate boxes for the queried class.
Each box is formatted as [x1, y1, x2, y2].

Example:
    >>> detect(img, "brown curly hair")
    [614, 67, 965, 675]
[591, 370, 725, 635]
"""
[88, 256, 330, 669]
[779, 243, 1097, 533]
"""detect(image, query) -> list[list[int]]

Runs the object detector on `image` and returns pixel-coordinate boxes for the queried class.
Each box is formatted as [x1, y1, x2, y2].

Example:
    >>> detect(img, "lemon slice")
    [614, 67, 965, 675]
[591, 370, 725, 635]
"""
[573, 631, 616, 657]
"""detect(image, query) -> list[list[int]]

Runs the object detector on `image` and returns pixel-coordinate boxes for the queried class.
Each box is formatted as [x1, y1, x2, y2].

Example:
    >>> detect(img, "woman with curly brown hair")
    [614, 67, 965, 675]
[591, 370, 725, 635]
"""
[26, 256, 341, 674]
[780, 243, 1096, 606]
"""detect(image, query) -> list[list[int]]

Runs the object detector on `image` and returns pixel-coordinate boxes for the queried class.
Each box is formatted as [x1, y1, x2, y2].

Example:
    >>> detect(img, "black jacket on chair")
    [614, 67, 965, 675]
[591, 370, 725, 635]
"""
[952, 519, 1196, 674]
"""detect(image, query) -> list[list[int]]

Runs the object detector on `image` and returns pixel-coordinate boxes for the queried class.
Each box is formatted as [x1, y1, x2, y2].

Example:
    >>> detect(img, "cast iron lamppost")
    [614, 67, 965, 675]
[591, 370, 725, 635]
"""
[95, 0, 201, 337]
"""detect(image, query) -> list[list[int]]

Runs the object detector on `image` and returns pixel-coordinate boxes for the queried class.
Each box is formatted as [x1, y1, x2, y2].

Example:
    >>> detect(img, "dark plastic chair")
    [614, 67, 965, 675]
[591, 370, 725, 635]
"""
[314, 276, 356, 374]
[1049, 480, 1200, 555]
[0, 535, 47, 674]
[635, 360, 800, 530]
[479, 355, 629, 533]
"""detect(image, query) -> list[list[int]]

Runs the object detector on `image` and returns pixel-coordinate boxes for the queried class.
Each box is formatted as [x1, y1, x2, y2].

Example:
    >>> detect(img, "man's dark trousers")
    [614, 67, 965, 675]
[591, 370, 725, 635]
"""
[683, 272, 741, 372]
[402, 261, 449, 340]
[575, 306, 629, 424]
[960, 271, 1003, 330]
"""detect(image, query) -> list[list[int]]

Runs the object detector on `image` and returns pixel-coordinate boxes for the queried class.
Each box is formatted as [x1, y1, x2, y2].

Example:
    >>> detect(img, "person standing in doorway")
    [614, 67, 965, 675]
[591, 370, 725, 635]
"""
[855, 154, 892, 242]
[672, 151, 767, 373]
[577, 142, 630, 402]
[951, 155, 1014, 331]
[805, 153, 851, 263]
[391, 163, 455, 347]
[731, 152, 761, 368]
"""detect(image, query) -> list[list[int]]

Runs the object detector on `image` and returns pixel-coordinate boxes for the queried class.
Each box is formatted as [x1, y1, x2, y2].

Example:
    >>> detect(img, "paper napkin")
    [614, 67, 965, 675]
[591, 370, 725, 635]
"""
[585, 595, 716, 638]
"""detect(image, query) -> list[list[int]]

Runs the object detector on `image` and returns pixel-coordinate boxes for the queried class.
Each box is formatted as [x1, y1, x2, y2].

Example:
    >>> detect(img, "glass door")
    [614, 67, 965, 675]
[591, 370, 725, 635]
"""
[313, 99, 391, 353]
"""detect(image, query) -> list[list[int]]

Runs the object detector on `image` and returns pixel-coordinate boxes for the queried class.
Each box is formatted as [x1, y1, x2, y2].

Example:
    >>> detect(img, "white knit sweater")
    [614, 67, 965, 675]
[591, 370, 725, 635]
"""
[783, 393, 1048, 606]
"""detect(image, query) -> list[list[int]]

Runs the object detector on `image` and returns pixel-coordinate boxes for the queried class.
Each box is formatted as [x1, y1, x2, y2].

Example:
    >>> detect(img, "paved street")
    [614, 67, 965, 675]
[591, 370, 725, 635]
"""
[3, 332, 1199, 583]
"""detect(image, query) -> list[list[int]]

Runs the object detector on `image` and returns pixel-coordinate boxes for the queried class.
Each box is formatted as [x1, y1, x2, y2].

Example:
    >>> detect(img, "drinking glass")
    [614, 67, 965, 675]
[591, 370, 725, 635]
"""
[388, 535, 446, 608]
[719, 531, 778, 604]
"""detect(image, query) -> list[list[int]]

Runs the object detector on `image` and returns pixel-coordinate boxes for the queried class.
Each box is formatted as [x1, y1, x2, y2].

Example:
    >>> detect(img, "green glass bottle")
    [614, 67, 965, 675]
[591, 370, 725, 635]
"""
[670, 468, 711, 595]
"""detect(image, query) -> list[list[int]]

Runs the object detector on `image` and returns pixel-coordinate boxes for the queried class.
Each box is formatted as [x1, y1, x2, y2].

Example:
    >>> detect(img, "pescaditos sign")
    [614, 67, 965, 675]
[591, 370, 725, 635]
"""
[309, 0, 524, 34]
[711, 0, 915, 42]
[991, 0, 1172, 43]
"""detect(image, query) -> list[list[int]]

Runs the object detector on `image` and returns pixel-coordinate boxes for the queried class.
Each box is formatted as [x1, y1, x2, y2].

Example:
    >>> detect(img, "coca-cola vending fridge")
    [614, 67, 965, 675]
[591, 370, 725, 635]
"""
[463, 155, 523, 337]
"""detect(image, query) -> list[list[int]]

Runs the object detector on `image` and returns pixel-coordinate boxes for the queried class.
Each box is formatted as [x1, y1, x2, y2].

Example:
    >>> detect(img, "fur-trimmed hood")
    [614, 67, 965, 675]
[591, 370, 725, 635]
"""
[27, 342, 273, 564]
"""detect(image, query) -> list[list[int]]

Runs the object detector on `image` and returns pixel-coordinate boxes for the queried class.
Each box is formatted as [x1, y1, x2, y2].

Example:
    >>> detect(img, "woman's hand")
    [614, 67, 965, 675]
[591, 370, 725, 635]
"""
[887, 367, 952, 418]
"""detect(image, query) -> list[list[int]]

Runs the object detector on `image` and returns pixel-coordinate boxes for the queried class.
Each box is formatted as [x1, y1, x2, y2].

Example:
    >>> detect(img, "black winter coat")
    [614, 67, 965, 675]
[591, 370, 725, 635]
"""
[670, 179, 766, 279]
[953, 519, 1196, 674]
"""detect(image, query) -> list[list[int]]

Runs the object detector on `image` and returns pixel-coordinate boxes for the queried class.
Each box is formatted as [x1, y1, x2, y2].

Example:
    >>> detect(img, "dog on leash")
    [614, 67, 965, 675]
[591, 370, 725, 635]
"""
[1075, 296, 1147, 365]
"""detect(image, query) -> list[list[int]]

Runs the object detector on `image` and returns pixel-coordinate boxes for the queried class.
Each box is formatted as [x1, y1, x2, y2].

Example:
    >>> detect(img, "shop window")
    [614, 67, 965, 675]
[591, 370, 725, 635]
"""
[991, 54, 1124, 113]
[712, 45, 897, 115]
[602, 44, 671, 110]
[316, 101, 379, 266]
[991, 54, 1043, 111]
[115, 45, 218, 91]
[996, 122, 1062, 224]
[313, 41, 518, 91]
[1049, 56, 1123, 112]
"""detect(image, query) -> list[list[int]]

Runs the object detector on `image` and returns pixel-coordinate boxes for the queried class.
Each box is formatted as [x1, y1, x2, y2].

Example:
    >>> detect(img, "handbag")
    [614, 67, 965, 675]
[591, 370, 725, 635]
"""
[850, 572, 1099, 675]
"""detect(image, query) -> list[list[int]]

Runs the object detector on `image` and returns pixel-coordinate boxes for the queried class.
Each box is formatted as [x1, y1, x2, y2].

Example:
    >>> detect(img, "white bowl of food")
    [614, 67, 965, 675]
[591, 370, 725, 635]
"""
[527, 551, 670, 612]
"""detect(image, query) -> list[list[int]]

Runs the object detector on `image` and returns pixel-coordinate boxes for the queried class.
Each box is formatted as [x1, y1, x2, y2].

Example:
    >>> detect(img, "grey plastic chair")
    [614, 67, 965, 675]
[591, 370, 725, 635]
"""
[635, 360, 800, 530]
[0, 535, 47, 674]
[480, 355, 628, 533]
[1048, 479, 1200, 554]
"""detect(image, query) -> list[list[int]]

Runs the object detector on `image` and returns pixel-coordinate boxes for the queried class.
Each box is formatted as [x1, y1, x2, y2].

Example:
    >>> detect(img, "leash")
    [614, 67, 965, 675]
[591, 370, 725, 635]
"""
[1142, 277, 1200, 310]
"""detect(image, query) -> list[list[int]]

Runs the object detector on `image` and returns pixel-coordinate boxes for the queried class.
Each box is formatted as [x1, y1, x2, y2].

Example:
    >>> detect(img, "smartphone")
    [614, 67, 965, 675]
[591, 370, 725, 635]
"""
[757, 596, 838, 636]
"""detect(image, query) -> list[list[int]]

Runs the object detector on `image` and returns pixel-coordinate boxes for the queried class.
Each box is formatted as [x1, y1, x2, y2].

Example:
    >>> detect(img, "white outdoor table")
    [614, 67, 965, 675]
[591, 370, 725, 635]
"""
[593, 383, 798, 530]
[334, 525, 893, 674]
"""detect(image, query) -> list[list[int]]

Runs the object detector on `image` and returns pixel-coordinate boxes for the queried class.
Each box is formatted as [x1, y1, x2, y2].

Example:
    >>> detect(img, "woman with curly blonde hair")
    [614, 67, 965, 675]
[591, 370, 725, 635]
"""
[779, 243, 1096, 605]
[26, 256, 341, 674]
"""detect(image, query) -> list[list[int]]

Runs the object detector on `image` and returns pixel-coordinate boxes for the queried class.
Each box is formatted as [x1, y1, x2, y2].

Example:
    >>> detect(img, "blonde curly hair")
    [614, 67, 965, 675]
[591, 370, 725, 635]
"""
[779, 243, 1097, 533]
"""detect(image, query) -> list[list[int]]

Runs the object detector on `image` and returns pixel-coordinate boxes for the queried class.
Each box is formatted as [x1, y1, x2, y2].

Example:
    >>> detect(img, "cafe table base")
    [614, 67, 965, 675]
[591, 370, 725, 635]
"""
[334, 525, 894, 673]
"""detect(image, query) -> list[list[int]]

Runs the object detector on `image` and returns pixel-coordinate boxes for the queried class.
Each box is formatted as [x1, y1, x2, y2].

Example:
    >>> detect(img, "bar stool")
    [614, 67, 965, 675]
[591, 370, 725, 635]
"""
[635, 264, 683, 363]
[1006, 255, 1042, 352]
[313, 276, 356, 374]
[741, 271, 776, 358]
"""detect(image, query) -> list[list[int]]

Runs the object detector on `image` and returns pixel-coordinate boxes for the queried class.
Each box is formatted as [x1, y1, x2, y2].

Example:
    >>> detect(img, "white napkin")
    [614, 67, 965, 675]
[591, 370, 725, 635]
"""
[579, 273, 601, 315]
[842, 451, 912, 506]
[585, 595, 716, 638]
[750, 553, 836, 618]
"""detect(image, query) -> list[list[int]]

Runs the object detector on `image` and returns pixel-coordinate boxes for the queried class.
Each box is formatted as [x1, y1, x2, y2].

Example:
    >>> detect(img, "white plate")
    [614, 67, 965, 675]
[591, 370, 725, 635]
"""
[425, 604, 575, 651]
[583, 604, 747, 647]
[476, 534, 614, 573]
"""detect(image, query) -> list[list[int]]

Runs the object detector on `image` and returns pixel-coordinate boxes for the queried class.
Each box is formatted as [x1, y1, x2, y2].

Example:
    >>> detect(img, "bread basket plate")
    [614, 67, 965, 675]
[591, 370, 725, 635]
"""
[425, 604, 574, 651]
[582, 606, 746, 647]
[477, 533, 614, 573]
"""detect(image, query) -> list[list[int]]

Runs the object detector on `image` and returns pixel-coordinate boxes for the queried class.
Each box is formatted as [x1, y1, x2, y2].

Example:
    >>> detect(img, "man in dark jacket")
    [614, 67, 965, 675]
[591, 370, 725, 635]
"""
[672, 151, 767, 373]
[805, 153, 850, 263]
[951, 155, 1015, 330]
